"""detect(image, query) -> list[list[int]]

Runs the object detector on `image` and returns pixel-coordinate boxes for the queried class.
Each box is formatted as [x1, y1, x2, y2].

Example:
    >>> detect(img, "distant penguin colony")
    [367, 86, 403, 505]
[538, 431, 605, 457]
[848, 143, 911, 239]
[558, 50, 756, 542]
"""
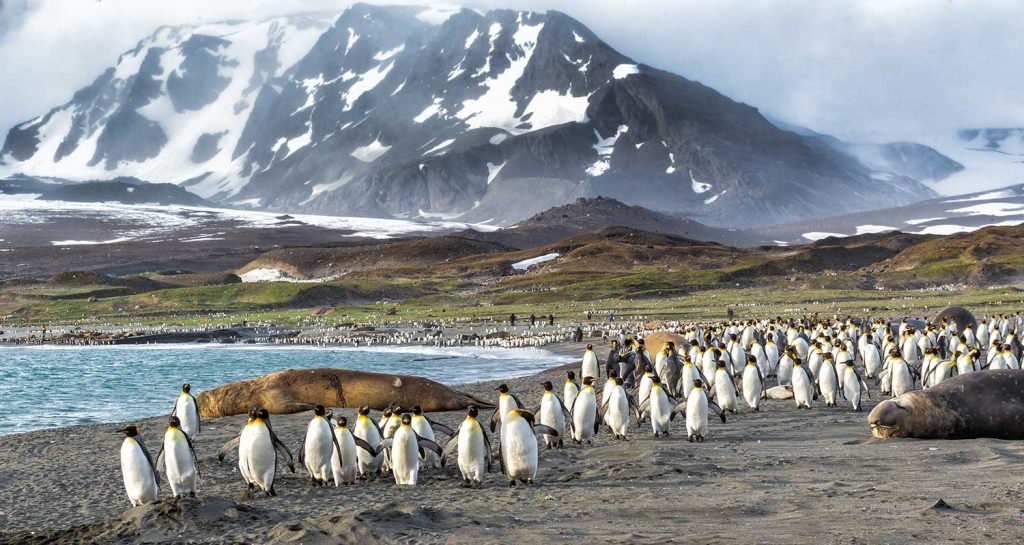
[116, 309, 1024, 504]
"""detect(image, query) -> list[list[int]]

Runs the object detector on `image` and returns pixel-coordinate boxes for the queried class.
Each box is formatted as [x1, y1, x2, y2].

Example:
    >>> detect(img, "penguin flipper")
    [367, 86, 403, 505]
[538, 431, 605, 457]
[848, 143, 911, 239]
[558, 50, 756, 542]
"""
[708, 401, 727, 423]
[155, 445, 166, 477]
[511, 393, 525, 410]
[377, 438, 394, 457]
[417, 437, 442, 458]
[489, 407, 501, 433]
[533, 424, 559, 437]
[353, 436, 378, 456]
[191, 395, 201, 434]
[439, 435, 459, 467]
[626, 394, 642, 425]
[670, 401, 686, 421]
[136, 436, 160, 493]
[427, 418, 454, 437]
[217, 435, 241, 462]
[557, 395, 572, 422]
[269, 429, 295, 473]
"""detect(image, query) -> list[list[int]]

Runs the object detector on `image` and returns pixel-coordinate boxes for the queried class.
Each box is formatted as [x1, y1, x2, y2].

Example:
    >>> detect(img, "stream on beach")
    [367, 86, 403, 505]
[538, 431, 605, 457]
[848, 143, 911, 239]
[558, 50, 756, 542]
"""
[0, 344, 572, 436]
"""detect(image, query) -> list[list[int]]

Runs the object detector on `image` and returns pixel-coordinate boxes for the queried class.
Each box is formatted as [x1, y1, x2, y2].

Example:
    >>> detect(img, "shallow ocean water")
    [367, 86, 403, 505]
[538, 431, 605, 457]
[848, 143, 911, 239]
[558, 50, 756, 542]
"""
[0, 344, 570, 435]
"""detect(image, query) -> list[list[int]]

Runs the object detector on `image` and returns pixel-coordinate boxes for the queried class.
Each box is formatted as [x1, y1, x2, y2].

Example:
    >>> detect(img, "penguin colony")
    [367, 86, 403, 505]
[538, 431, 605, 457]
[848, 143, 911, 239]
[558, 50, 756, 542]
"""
[118, 313, 1023, 504]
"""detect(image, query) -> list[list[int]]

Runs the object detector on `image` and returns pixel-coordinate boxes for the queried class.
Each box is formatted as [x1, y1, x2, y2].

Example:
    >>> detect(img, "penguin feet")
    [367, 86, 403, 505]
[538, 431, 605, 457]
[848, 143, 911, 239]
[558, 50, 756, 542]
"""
[508, 480, 516, 488]
[687, 435, 695, 443]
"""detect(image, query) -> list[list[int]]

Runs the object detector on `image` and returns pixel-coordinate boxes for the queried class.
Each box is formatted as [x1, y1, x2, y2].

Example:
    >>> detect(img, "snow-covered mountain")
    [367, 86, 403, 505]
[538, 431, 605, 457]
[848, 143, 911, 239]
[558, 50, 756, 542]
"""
[911, 128, 1024, 196]
[0, 3, 938, 228]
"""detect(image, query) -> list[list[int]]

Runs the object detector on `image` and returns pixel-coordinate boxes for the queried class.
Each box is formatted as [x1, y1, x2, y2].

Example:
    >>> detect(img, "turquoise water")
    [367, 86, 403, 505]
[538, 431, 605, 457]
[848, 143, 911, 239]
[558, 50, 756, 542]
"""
[0, 345, 570, 436]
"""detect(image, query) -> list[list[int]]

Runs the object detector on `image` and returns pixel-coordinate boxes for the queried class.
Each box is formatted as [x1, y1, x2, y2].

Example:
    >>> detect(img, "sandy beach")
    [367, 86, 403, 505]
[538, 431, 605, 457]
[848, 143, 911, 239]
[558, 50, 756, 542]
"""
[1, 341, 1023, 544]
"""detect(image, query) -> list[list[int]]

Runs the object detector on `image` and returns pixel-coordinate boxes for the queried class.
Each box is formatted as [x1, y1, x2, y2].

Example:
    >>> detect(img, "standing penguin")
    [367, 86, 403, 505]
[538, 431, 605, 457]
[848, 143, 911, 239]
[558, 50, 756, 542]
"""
[600, 376, 639, 440]
[714, 360, 738, 413]
[581, 344, 600, 380]
[299, 405, 341, 486]
[570, 376, 600, 444]
[862, 337, 881, 379]
[382, 413, 442, 486]
[841, 365, 871, 412]
[741, 355, 766, 411]
[564, 371, 580, 412]
[353, 406, 385, 477]
[498, 409, 559, 487]
[490, 384, 525, 432]
[156, 416, 199, 498]
[818, 353, 840, 407]
[683, 379, 726, 442]
[888, 350, 914, 397]
[792, 358, 815, 409]
[639, 375, 678, 437]
[171, 383, 200, 440]
[410, 405, 452, 469]
[221, 408, 295, 496]
[330, 416, 363, 486]
[537, 381, 569, 449]
[118, 425, 159, 506]
[441, 405, 492, 487]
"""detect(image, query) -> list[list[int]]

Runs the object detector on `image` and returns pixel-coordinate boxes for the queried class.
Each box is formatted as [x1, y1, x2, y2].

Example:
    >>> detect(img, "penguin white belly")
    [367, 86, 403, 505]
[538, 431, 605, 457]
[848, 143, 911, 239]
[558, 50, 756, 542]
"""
[605, 388, 629, 437]
[765, 344, 780, 373]
[304, 418, 334, 483]
[891, 362, 913, 397]
[240, 424, 276, 492]
[164, 429, 197, 497]
[391, 427, 420, 486]
[121, 439, 158, 506]
[600, 380, 615, 407]
[539, 395, 565, 448]
[331, 429, 358, 485]
[563, 384, 578, 414]
[808, 352, 823, 378]
[864, 348, 881, 378]
[175, 396, 199, 439]
[741, 367, 762, 410]
[702, 356, 718, 389]
[499, 395, 517, 424]
[777, 356, 794, 385]
[842, 371, 862, 411]
[819, 363, 838, 406]
[685, 391, 708, 440]
[793, 368, 813, 408]
[650, 389, 671, 435]
[682, 366, 697, 399]
[957, 356, 974, 375]
[572, 390, 597, 442]
[412, 417, 440, 468]
[714, 370, 736, 411]
[354, 419, 383, 475]
[581, 351, 599, 378]
[457, 421, 487, 483]
[654, 353, 668, 380]
[501, 418, 538, 482]
[638, 375, 653, 419]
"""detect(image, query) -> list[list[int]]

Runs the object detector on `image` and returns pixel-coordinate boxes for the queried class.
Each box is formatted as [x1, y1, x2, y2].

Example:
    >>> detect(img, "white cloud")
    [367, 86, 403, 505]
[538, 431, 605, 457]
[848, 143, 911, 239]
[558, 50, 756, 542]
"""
[0, 0, 1021, 145]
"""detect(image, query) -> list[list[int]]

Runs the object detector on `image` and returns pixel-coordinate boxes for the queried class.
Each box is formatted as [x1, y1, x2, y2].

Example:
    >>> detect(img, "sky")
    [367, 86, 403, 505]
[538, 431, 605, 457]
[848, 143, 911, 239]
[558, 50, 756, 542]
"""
[0, 0, 1021, 143]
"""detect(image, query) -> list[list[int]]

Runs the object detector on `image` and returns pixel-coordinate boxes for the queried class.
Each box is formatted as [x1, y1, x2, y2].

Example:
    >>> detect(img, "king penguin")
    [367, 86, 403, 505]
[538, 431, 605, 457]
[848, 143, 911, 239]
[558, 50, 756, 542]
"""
[299, 405, 341, 485]
[221, 408, 295, 496]
[353, 406, 385, 477]
[498, 409, 558, 487]
[171, 383, 200, 440]
[118, 424, 159, 506]
[537, 381, 569, 449]
[441, 405, 492, 487]
[570, 376, 600, 444]
[156, 415, 199, 498]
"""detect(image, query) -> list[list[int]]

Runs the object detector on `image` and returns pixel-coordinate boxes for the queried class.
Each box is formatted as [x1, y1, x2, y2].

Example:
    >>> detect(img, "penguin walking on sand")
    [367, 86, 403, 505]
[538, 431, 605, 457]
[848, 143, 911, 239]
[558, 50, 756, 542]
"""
[862, 337, 881, 379]
[714, 360, 738, 413]
[600, 376, 640, 440]
[684, 379, 726, 442]
[411, 405, 453, 468]
[818, 353, 840, 407]
[581, 344, 600, 379]
[156, 416, 199, 498]
[498, 409, 559, 487]
[299, 405, 342, 485]
[537, 381, 570, 449]
[381, 413, 442, 486]
[218, 408, 295, 496]
[570, 376, 600, 444]
[441, 405, 493, 487]
[841, 364, 871, 412]
[564, 371, 580, 413]
[792, 358, 815, 409]
[490, 384, 525, 432]
[353, 406, 385, 477]
[171, 383, 200, 439]
[118, 425, 159, 506]
[639, 375, 681, 437]
[331, 416, 365, 485]
[888, 350, 914, 397]
[741, 355, 767, 411]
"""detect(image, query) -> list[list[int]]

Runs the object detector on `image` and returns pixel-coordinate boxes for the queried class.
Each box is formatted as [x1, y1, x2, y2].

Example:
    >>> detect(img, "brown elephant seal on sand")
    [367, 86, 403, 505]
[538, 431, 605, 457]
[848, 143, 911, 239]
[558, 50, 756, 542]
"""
[644, 331, 687, 355]
[868, 370, 1024, 439]
[196, 368, 494, 418]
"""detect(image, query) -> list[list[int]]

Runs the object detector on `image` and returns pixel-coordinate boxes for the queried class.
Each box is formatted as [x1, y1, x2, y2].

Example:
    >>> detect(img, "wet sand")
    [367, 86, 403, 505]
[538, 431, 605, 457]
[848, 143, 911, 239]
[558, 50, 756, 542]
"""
[1, 343, 1023, 544]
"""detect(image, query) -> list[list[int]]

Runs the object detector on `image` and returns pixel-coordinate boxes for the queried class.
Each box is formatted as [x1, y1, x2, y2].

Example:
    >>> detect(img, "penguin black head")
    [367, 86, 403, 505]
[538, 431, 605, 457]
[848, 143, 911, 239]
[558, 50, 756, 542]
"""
[248, 408, 259, 420]
[412, 405, 423, 415]
[583, 376, 596, 386]
[693, 378, 704, 389]
[182, 383, 191, 394]
[613, 376, 624, 386]
[586, 343, 593, 349]
[824, 352, 833, 359]
[401, 413, 412, 426]
[651, 374, 662, 384]
[567, 370, 576, 380]
[608, 369, 618, 378]
[467, 405, 479, 418]
[168, 415, 181, 428]
[638, 339, 645, 346]
[747, 354, 757, 364]
[611, 339, 619, 346]
[358, 405, 371, 416]
[716, 359, 726, 368]
[314, 405, 327, 416]
[645, 363, 654, 373]
[392, 405, 403, 415]
[257, 408, 271, 420]
[382, 407, 393, 417]
[336, 416, 348, 427]
[541, 381, 553, 391]
[117, 425, 140, 437]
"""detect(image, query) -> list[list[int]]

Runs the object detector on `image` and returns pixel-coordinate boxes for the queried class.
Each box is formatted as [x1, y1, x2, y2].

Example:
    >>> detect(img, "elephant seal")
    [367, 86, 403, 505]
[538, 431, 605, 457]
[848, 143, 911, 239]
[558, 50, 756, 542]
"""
[931, 306, 977, 333]
[644, 331, 687, 355]
[868, 370, 1024, 439]
[196, 368, 494, 418]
